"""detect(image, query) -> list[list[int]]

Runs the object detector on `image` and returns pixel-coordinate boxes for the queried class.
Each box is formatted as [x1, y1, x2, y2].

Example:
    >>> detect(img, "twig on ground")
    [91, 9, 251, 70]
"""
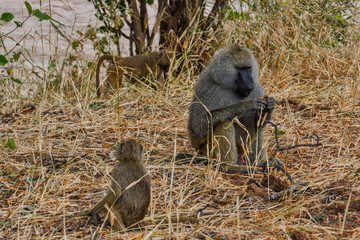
[264, 121, 322, 184]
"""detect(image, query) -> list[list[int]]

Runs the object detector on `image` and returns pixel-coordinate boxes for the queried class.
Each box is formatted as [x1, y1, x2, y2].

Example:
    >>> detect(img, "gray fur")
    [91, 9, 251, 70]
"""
[187, 44, 274, 168]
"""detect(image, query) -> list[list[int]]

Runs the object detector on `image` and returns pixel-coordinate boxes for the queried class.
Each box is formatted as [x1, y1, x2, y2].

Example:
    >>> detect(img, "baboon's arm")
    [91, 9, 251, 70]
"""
[209, 99, 258, 124]
[189, 99, 265, 139]
[88, 184, 121, 214]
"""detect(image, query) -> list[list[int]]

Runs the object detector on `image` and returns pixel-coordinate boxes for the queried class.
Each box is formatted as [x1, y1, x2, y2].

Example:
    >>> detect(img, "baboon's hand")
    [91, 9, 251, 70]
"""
[264, 96, 275, 111]
[81, 209, 102, 225]
[91, 212, 101, 225]
[254, 98, 267, 111]
[81, 210, 92, 216]
[83, 209, 101, 224]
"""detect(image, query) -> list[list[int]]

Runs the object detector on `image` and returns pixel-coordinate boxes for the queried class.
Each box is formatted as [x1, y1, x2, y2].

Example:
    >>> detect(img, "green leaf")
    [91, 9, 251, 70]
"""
[33, 9, 51, 20]
[275, 129, 286, 135]
[0, 54, 8, 66]
[72, 40, 79, 50]
[355, 168, 360, 177]
[50, 21, 68, 40]
[47, 60, 56, 71]
[147, 0, 154, 4]
[1, 13, 14, 22]
[12, 52, 21, 62]
[119, 0, 126, 13]
[14, 21, 22, 27]
[7, 138, 16, 150]
[99, 26, 107, 32]
[89, 102, 103, 108]
[11, 77, 22, 84]
[25, 1, 32, 15]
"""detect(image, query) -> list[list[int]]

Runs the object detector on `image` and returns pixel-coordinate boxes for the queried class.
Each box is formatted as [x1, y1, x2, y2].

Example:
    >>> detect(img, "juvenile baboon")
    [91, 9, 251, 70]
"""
[85, 140, 151, 231]
[188, 44, 274, 172]
[95, 51, 173, 97]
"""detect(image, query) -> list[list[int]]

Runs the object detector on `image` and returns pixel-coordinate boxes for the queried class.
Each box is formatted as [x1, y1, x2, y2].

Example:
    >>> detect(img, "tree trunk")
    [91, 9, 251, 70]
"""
[128, 0, 146, 54]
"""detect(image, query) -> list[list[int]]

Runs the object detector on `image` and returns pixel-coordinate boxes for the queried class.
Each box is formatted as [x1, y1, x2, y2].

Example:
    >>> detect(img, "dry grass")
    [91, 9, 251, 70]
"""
[1, 1, 360, 239]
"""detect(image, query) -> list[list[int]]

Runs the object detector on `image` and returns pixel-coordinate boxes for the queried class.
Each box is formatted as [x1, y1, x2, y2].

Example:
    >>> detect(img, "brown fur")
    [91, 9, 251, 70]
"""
[95, 51, 173, 97]
[85, 140, 151, 231]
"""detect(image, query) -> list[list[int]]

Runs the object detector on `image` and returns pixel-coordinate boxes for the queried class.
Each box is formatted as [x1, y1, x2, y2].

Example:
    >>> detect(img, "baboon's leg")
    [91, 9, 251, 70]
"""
[197, 120, 262, 173]
[251, 131, 267, 167]
[198, 120, 237, 165]
[212, 120, 238, 165]
[234, 123, 252, 165]
[106, 65, 122, 95]
[234, 126, 266, 167]
[235, 111, 267, 167]
[110, 207, 126, 231]
[196, 120, 237, 166]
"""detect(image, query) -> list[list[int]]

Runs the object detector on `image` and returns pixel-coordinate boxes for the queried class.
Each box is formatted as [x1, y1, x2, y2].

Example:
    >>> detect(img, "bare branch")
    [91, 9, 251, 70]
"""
[203, 0, 228, 30]
[128, 0, 146, 53]
[264, 121, 322, 184]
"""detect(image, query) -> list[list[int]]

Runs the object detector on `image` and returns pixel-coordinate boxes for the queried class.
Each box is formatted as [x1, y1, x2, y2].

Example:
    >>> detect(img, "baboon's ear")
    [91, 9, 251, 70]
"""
[114, 143, 123, 158]
[139, 145, 144, 155]
[158, 51, 164, 58]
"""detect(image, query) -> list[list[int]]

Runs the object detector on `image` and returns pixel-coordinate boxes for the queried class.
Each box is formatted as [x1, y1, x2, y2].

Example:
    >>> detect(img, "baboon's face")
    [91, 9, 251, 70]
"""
[228, 46, 256, 98]
[158, 51, 174, 73]
[234, 66, 254, 98]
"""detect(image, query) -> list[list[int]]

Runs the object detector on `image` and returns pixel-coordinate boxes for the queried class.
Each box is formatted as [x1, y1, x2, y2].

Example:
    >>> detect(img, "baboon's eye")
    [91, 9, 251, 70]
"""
[118, 143, 124, 153]
[236, 66, 251, 72]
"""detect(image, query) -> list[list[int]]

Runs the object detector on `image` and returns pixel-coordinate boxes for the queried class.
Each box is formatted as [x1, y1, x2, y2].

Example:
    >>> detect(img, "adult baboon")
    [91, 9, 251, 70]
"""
[188, 44, 274, 172]
[96, 51, 173, 97]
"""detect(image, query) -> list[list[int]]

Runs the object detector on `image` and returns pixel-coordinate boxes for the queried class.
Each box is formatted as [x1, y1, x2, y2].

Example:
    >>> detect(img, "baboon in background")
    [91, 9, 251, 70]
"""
[187, 44, 275, 172]
[85, 140, 151, 231]
[95, 51, 173, 97]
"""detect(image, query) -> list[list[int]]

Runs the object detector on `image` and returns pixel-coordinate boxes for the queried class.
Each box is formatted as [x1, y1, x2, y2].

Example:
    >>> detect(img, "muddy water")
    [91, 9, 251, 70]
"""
[1, 0, 160, 62]
[1, 0, 100, 63]
[0, 0, 146, 97]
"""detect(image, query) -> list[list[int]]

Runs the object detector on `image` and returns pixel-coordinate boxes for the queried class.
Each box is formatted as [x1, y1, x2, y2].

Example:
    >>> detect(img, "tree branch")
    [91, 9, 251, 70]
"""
[264, 121, 322, 184]
[128, 0, 145, 53]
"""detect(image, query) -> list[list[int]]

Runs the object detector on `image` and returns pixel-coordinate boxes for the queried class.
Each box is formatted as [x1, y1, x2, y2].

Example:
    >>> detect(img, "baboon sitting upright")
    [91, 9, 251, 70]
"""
[85, 140, 151, 231]
[187, 44, 275, 172]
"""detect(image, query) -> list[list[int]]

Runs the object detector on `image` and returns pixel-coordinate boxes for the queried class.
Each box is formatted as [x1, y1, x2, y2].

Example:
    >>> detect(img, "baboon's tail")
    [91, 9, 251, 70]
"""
[95, 55, 120, 97]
